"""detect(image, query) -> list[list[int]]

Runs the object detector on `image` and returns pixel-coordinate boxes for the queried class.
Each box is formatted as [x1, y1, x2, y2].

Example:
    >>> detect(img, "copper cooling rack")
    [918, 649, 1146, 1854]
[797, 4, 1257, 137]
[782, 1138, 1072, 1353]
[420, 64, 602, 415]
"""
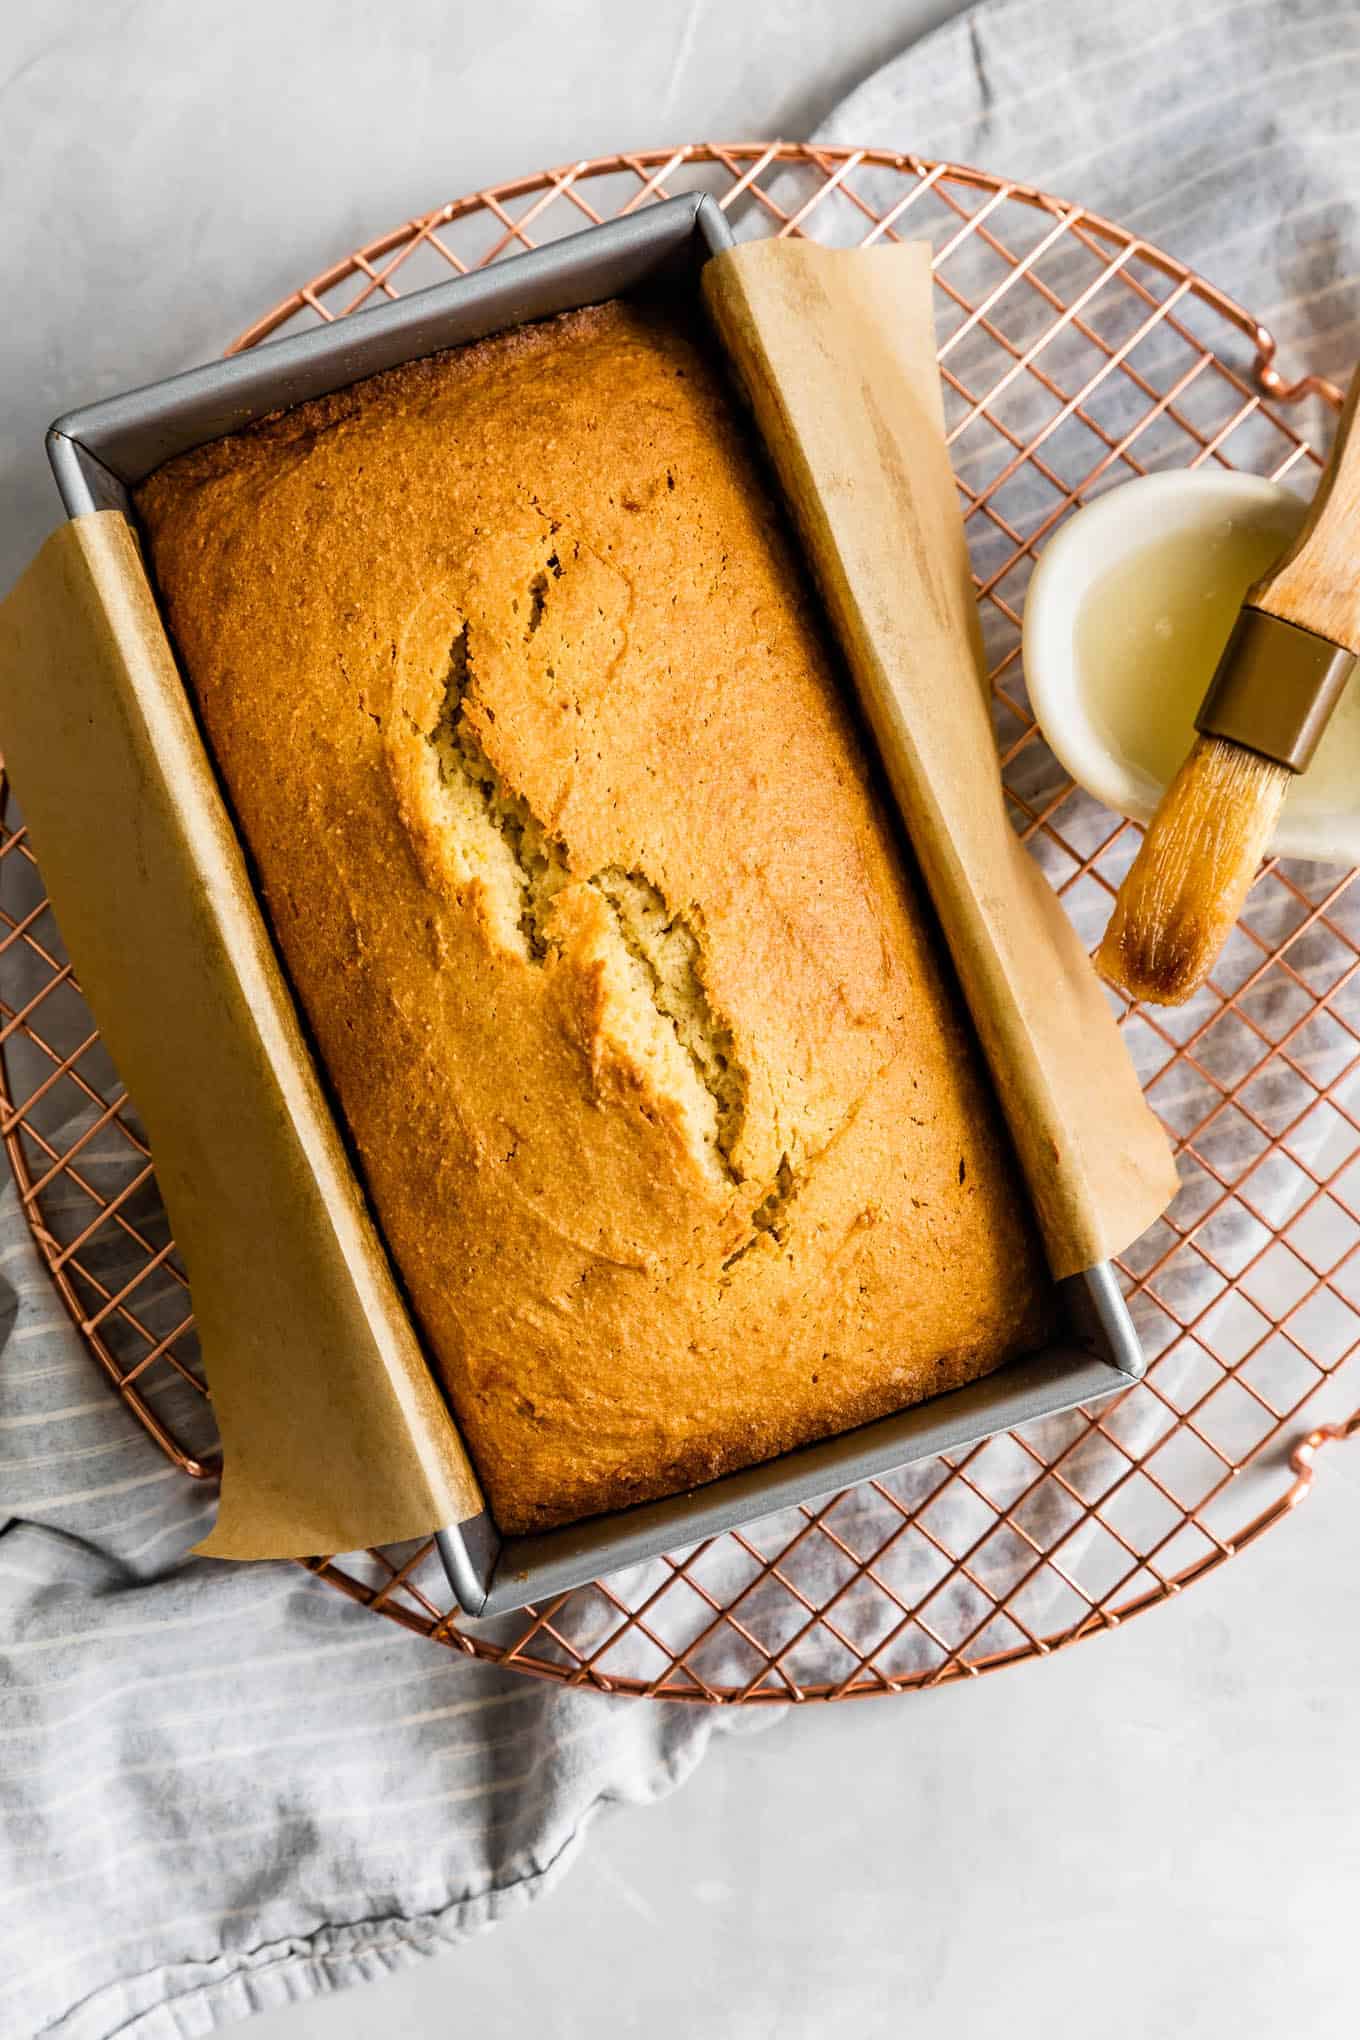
[4, 142, 1359, 1703]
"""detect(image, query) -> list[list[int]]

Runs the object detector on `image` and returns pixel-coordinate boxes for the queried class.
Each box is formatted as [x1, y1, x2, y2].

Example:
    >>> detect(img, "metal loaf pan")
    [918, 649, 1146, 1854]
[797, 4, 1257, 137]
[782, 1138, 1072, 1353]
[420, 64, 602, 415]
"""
[46, 193, 1145, 1620]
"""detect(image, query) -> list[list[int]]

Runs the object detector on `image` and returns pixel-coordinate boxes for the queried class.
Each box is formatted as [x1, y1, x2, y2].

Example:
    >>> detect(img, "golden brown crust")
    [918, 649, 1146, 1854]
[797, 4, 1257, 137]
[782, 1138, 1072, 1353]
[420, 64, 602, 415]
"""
[135, 296, 1055, 1534]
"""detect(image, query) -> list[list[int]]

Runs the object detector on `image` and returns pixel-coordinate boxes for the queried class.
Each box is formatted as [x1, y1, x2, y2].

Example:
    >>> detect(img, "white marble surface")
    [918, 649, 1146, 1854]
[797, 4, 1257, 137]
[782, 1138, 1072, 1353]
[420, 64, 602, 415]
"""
[6, 2, 1360, 2033]
[247, 1454, 1360, 2040]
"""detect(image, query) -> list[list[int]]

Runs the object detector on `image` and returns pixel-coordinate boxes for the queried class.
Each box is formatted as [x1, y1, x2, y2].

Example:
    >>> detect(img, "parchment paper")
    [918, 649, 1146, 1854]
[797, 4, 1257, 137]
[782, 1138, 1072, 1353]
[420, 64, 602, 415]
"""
[0, 513, 482, 1555]
[0, 245, 1174, 1559]
[704, 239, 1178, 1276]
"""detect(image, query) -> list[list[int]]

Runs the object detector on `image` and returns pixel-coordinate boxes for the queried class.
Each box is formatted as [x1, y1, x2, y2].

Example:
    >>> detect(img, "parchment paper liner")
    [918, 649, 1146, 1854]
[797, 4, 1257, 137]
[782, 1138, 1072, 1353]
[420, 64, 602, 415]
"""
[0, 239, 1176, 1558]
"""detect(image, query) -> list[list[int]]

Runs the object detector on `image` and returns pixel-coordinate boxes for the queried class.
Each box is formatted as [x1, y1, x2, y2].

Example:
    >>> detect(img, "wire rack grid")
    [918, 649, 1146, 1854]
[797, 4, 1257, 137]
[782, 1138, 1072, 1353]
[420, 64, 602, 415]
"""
[3, 141, 1358, 1703]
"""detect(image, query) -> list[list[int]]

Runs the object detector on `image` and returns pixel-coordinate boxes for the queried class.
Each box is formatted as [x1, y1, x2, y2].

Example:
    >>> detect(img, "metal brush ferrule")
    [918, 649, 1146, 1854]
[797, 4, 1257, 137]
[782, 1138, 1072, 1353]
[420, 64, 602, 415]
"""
[1195, 606, 1356, 773]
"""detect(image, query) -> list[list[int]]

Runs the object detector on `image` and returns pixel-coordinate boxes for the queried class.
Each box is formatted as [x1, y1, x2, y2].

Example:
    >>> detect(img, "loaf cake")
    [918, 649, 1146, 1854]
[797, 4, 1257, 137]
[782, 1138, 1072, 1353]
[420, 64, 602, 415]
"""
[134, 295, 1054, 1534]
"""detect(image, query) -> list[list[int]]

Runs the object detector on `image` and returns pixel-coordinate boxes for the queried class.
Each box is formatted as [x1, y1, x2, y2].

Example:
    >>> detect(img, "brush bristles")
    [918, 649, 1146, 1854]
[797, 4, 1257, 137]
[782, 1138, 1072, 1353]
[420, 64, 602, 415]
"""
[1097, 735, 1291, 1006]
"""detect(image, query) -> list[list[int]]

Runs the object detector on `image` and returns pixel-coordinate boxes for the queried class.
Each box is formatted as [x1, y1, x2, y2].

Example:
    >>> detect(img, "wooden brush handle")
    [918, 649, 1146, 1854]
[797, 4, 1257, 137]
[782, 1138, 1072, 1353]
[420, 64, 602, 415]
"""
[1252, 366, 1360, 651]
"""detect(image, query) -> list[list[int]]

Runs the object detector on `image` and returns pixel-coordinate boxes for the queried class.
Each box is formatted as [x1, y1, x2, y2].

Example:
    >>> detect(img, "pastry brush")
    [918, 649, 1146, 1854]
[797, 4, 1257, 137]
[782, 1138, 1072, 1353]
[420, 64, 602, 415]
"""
[1097, 369, 1360, 1005]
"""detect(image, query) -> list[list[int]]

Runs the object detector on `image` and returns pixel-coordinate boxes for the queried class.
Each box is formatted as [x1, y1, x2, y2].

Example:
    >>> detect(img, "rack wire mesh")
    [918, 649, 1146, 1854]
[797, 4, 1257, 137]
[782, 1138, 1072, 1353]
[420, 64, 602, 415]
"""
[3, 142, 1358, 1701]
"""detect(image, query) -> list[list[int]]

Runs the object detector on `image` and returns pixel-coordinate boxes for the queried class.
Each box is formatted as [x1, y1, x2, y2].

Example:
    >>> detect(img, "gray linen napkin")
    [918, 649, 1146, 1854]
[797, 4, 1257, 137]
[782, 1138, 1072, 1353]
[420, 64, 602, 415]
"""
[813, 0, 1360, 1595]
[0, 1102, 744, 2040]
[819, 0, 1360, 395]
[5, 2, 1360, 2033]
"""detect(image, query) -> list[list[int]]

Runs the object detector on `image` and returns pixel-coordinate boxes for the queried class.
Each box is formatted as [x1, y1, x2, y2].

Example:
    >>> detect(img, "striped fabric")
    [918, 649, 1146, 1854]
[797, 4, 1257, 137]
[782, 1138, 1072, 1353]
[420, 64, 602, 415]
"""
[0, 1118, 738, 2037]
[818, 0, 1360, 402]
[5, 1, 1359, 2030]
